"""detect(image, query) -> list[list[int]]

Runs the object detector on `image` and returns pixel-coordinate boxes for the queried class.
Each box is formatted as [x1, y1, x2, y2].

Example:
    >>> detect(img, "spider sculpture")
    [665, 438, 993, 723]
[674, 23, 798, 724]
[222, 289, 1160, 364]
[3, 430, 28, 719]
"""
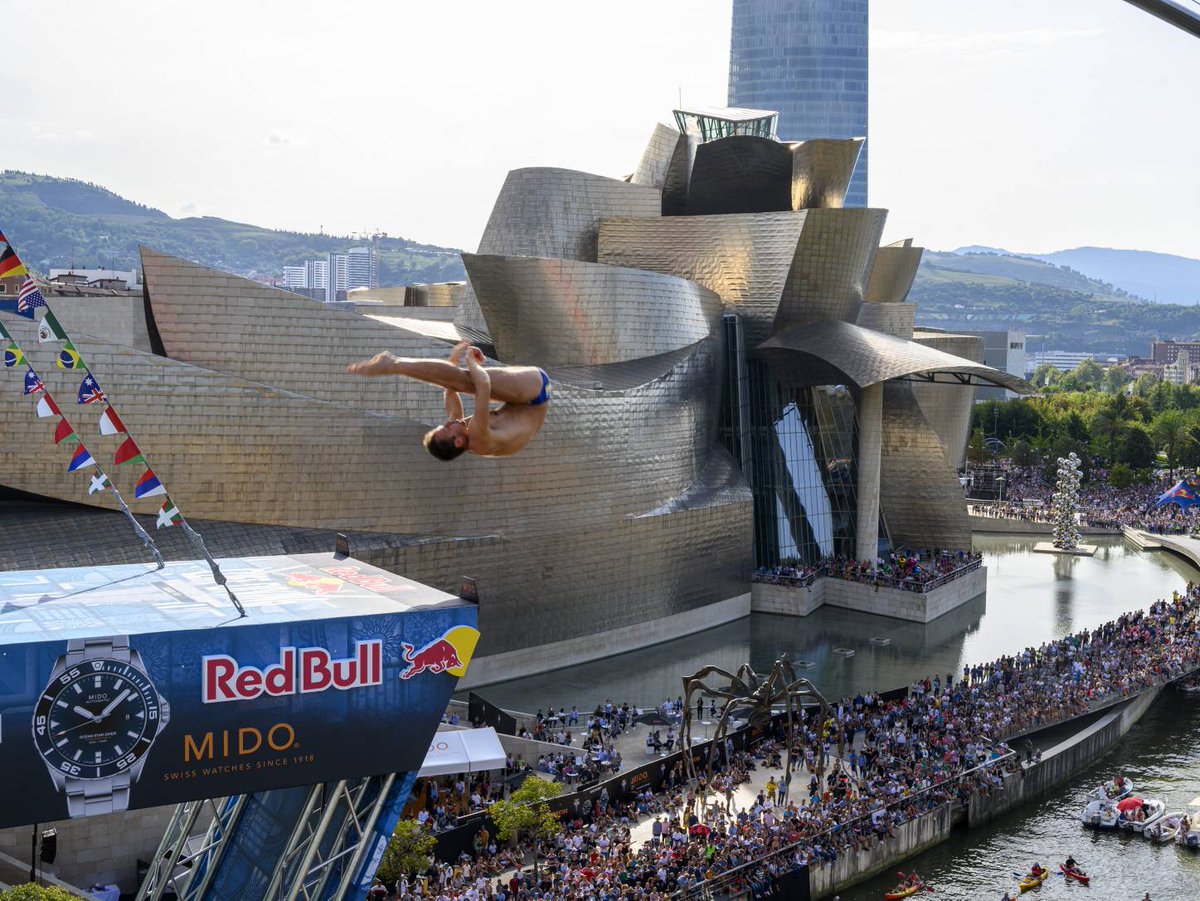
[680, 656, 837, 791]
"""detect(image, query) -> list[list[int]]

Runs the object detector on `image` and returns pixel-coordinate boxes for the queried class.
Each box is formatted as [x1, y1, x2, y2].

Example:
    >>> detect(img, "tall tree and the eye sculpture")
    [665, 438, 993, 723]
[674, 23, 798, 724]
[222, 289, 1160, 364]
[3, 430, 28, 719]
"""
[680, 655, 837, 792]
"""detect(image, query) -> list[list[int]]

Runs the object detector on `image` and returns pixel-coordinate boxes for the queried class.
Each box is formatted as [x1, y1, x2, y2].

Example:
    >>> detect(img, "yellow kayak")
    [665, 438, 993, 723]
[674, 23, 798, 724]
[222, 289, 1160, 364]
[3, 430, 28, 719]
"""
[1018, 870, 1048, 893]
[884, 885, 923, 900]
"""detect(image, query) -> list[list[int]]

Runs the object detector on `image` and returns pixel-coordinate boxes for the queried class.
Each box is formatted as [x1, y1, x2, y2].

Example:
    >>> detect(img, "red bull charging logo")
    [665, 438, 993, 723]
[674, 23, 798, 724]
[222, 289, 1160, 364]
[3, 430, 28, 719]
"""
[399, 626, 479, 681]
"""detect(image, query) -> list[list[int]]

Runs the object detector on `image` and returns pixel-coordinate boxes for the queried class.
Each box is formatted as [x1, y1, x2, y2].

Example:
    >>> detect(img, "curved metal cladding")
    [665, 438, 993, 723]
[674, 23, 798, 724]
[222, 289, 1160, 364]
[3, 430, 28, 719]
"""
[662, 132, 697, 216]
[685, 136, 864, 216]
[772, 208, 887, 333]
[0, 252, 750, 657]
[631, 122, 684, 189]
[757, 320, 1029, 393]
[687, 136, 795, 215]
[598, 211, 808, 347]
[461, 254, 722, 367]
[911, 330, 985, 470]
[880, 382, 973, 551]
[855, 302, 915, 339]
[406, 282, 465, 307]
[864, 242, 924, 304]
[454, 168, 662, 337]
[790, 138, 864, 210]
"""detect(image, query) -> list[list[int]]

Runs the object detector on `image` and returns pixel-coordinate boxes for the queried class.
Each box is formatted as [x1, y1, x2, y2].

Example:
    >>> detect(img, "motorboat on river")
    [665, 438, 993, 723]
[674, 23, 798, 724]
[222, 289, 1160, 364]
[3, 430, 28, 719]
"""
[1177, 821, 1200, 849]
[1117, 798, 1166, 833]
[1080, 799, 1119, 829]
[1144, 812, 1187, 843]
[1088, 777, 1134, 801]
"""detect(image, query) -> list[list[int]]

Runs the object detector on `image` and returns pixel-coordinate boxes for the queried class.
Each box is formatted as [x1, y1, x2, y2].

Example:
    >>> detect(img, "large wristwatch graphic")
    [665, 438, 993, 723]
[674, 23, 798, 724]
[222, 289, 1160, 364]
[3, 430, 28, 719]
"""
[32, 636, 170, 818]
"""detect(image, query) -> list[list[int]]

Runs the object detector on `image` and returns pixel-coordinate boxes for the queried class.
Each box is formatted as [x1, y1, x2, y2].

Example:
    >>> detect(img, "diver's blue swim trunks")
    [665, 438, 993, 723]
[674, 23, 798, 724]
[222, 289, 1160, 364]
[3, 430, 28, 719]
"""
[530, 369, 551, 406]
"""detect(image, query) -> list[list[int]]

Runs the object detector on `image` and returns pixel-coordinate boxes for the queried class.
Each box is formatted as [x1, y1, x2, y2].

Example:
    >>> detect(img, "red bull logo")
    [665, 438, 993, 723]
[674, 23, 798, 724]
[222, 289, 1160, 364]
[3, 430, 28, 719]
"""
[202, 640, 382, 703]
[286, 572, 344, 595]
[399, 625, 479, 681]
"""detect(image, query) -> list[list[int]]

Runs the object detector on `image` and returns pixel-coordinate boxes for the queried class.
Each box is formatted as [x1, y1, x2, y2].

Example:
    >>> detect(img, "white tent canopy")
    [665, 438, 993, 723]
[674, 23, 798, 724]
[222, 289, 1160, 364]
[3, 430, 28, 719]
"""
[418, 727, 507, 777]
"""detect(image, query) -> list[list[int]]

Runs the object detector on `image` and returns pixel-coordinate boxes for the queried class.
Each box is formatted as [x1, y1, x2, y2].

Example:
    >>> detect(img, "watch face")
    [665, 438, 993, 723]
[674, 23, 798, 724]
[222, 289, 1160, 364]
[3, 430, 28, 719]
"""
[33, 658, 162, 780]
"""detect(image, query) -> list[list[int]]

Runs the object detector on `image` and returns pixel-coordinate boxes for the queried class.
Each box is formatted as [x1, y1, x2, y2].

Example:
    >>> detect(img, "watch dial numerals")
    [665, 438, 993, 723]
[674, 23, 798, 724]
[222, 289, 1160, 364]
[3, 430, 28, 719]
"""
[34, 657, 162, 780]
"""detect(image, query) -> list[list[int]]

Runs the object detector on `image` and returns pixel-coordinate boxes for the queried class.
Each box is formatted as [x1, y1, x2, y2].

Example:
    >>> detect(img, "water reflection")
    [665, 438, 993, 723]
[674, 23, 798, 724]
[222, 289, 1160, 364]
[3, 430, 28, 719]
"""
[471, 535, 1198, 716]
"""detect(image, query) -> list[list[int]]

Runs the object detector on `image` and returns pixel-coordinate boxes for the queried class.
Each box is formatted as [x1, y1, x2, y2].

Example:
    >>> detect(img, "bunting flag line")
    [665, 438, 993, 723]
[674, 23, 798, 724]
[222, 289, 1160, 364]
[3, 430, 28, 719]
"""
[99, 405, 126, 436]
[157, 497, 183, 529]
[113, 437, 145, 467]
[38, 310, 67, 343]
[135, 468, 166, 498]
[77, 374, 105, 405]
[57, 341, 82, 370]
[18, 279, 47, 316]
[67, 444, 96, 472]
[36, 393, 61, 418]
[23, 368, 44, 395]
[54, 419, 78, 445]
[0, 245, 27, 280]
[0, 224, 170, 575]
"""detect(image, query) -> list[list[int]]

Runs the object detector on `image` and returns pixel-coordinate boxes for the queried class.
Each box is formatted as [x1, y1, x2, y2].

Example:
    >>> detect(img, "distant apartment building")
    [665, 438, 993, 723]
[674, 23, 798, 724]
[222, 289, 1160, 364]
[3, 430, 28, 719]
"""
[1030, 351, 1094, 373]
[283, 245, 378, 302]
[345, 246, 378, 291]
[962, 329, 1024, 400]
[47, 267, 141, 291]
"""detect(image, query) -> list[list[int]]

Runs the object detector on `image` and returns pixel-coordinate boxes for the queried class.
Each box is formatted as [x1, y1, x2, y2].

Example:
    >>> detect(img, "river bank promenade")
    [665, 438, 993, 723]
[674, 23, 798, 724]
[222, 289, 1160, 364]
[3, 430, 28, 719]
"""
[402, 584, 1200, 901]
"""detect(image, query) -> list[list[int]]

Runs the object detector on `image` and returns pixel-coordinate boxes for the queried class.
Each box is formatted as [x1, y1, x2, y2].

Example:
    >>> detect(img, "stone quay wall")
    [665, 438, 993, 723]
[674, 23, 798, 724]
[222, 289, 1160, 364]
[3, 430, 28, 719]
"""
[750, 566, 986, 623]
[807, 685, 1165, 898]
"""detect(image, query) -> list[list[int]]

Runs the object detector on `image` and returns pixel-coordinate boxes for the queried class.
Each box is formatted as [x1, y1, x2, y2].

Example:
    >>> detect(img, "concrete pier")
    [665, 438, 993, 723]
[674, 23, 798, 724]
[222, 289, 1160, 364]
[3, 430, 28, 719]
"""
[751, 565, 987, 623]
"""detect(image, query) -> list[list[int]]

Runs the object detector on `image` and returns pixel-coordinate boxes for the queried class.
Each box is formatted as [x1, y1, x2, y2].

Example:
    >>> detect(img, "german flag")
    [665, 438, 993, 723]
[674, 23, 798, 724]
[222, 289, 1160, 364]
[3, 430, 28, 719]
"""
[0, 246, 27, 279]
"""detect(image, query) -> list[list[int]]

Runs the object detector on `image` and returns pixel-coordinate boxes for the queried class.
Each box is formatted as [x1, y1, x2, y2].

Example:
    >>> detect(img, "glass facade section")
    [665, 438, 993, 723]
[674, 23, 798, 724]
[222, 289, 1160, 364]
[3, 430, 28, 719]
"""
[728, 0, 869, 206]
[720, 314, 867, 567]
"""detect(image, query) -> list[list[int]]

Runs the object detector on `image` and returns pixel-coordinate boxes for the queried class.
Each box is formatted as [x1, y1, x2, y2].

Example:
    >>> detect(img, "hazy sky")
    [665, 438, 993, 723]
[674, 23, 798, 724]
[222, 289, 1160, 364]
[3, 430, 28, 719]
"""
[5, 0, 1197, 257]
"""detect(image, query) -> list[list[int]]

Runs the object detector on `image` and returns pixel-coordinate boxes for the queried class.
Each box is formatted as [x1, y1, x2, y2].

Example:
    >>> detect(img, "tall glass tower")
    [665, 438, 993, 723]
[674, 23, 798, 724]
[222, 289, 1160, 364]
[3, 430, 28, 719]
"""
[728, 0, 869, 206]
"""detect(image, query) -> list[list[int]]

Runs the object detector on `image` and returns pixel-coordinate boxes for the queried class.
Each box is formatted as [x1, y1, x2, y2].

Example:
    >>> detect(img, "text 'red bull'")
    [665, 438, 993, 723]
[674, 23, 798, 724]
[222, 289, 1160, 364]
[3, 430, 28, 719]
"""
[202, 640, 382, 703]
[399, 638, 462, 680]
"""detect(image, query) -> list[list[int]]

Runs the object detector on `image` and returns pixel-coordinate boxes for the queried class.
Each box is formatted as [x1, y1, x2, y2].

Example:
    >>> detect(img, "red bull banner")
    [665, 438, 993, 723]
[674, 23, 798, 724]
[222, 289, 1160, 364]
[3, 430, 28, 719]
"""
[0, 553, 479, 830]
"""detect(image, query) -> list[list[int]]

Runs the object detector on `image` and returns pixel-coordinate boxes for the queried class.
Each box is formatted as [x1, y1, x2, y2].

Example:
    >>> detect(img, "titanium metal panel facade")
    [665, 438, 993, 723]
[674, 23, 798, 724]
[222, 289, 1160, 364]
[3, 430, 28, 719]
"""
[911, 330, 984, 469]
[462, 254, 721, 367]
[0, 252, 752, 660]
[685, 136, 863, 215]
[880, 383, 973, 550]
[455, 168, 662, 335]
[729, 0, 869, 206]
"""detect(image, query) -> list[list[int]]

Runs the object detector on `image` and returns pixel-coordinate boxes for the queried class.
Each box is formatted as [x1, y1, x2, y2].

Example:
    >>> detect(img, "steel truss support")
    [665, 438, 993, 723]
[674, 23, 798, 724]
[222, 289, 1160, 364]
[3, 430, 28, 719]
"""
[135, 795, 247, 901]
[265, 774, 396, 901]
[136, 776, 396, 901]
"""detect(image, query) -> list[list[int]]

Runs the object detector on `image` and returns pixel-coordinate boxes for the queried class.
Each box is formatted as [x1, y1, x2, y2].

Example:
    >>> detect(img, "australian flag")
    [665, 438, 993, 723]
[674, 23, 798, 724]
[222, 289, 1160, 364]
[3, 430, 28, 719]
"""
[78, 374, 106, 405]
[23, 369, 44, 395]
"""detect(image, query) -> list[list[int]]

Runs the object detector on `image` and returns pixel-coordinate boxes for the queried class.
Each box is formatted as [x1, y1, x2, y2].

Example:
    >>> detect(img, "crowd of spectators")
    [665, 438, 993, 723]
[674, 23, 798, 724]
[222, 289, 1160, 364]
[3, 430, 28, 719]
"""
[753, 548, 983, 594]
[386, 584, 1200, 901]
[972, 465, 1200, 535]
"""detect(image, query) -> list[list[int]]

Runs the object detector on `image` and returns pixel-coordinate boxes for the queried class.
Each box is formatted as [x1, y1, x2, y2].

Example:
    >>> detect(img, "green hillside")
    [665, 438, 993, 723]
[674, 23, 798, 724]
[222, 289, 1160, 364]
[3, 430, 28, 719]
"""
[908, 249, 1200, 357]
[918, 250, 1140, 302]
[0, 171, 466, 286]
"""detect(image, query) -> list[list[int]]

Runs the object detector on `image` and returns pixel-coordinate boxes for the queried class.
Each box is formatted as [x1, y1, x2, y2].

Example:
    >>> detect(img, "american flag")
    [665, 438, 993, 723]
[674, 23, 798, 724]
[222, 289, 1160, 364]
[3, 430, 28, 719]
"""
[17, 279, 46, 314]
[78, 374, 106, 405]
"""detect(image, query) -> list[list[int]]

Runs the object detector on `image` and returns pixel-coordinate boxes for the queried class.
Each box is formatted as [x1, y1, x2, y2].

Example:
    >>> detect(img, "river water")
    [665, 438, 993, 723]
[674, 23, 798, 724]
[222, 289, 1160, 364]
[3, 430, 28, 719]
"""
[474, 536, 1199, 714]
[473, 534, 1200, 899]
[843, 693, 1200, 901]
